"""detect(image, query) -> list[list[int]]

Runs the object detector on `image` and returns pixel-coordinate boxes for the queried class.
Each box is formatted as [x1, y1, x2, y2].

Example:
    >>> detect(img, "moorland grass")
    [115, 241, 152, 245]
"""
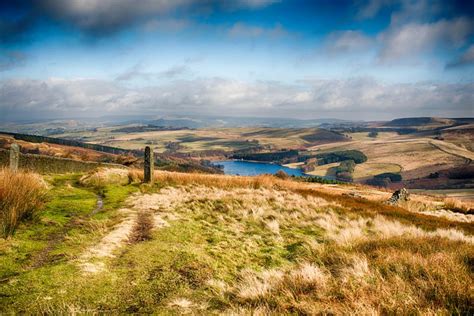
[0, 168, 47, 238]
[1, 169, 472, 314]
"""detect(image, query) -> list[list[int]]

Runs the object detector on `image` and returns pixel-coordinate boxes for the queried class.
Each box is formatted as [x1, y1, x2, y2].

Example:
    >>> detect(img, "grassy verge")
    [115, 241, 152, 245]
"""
[0, 172, 138, 311]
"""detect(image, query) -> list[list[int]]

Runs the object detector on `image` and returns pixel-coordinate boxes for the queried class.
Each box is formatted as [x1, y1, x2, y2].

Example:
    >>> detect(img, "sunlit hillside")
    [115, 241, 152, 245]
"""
[1, 168, 472, 314]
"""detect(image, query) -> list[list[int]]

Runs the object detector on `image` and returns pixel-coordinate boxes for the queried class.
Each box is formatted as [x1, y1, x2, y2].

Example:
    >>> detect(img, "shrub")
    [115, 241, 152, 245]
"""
[374, 172, 402, 182]
[0, 168, 47, 238]
[368, 131, 378, 138]
[367, 177, 392, 187]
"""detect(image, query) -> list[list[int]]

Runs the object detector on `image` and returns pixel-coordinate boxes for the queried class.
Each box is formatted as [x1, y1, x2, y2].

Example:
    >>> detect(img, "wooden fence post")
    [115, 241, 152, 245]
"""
[144, 146, 154, 183]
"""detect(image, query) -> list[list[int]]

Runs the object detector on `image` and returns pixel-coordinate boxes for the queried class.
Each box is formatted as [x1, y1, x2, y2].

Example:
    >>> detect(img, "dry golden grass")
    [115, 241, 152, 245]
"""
[444, 198, 473, 213]
[128, 168, 302, 191]
[0, 168, 47, 237]
[80, 168, 129, 188]
[143, 184, 473, 314]
[128, 168, 474, 233]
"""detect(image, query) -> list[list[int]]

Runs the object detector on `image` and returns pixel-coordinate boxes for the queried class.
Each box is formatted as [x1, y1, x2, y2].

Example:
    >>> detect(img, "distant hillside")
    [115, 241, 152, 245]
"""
[111, 125, 189, 133]
[385, 117, 455, 127]
[241, 128, 349, 145]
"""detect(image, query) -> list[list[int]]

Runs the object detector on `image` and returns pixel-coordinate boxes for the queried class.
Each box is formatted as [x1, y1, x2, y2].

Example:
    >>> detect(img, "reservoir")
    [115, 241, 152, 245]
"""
[213, 160, 305, 176]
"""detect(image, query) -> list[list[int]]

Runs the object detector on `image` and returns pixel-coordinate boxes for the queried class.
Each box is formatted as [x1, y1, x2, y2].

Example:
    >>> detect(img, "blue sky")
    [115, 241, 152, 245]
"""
[0, 0, 473, 121]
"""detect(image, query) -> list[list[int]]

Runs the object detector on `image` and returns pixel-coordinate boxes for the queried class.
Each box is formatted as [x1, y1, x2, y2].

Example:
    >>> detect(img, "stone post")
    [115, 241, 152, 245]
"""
[144, 146, 154, 183]
[9, 143, 20, 172]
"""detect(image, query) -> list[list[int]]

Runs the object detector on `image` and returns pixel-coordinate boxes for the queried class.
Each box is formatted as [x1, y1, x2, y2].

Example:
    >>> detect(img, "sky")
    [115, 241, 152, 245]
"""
[0, 0, 473, 121]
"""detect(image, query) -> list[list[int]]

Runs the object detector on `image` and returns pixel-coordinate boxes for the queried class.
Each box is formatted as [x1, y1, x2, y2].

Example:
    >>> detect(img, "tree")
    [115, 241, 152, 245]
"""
[368, 131, 378, 138]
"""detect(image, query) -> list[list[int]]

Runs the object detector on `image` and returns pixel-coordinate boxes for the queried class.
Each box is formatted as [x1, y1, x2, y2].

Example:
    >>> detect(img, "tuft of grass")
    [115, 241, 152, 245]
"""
[80, 168, 129, 195]
[444, 198, 473, 214]
[0, 168, 48, 238]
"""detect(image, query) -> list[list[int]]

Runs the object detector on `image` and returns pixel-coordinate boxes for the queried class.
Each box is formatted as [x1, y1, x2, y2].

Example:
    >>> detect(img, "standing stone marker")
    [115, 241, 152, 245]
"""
[10, 143, 20, 172]
[144, 146, 154, 183]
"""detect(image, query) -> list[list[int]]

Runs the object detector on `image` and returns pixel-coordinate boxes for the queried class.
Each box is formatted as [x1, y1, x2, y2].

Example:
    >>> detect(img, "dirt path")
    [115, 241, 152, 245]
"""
[77, 193, 174, 274]
[29, 191, 105, 270]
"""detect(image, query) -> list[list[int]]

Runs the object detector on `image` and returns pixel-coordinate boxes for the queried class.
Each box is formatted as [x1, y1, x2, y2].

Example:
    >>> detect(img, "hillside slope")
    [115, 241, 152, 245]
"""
[1, 169, 473, 314]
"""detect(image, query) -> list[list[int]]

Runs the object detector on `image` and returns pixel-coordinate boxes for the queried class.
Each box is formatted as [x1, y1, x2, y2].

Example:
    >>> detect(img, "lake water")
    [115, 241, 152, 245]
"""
[213, 160, 306, 176]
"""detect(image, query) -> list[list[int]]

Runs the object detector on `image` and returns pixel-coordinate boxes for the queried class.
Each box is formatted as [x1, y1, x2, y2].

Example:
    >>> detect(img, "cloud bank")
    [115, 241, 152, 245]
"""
[1, 77, 471, 121]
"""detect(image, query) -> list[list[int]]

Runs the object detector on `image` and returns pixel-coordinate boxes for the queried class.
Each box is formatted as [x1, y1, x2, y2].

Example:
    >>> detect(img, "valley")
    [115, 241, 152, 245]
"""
[10, 116, 469, 195]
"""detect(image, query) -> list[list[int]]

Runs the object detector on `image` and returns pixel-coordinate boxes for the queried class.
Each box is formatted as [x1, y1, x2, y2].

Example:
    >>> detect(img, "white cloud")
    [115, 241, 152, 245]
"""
[1, 77, 472, 120]
[357, 0, 396, 20]
[377, 17, 473, 62]
[357, 0, 443, 22]
[324, 30, 373, 54]
[115, 64, 190, 81]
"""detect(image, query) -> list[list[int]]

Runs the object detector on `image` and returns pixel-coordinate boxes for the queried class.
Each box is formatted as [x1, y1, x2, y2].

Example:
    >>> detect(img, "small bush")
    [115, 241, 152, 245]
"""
[367, 177, 392, 187]
[368, 131, 378, 138]
[0, 168, 47, 238]
[375, 172, 402, 182]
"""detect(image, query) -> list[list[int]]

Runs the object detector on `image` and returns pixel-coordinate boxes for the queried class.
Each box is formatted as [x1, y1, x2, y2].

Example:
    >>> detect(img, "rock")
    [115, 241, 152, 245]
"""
[385, 188, 409, 205]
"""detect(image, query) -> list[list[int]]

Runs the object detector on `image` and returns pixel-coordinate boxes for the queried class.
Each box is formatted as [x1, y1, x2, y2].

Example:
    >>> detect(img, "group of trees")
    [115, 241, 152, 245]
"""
[231, 150, 299, 163]
[314, 150, 368, 165]
[334, 160, 356, 182]
[366, 172, 402, 187]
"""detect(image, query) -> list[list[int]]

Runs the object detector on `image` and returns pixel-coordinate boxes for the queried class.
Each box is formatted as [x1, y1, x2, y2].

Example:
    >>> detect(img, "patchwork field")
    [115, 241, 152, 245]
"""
[309, 136, 470, 180]
[55, 127, 349, 153]
[46, 125, 474, 190]
[10, 123, 473, 187]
